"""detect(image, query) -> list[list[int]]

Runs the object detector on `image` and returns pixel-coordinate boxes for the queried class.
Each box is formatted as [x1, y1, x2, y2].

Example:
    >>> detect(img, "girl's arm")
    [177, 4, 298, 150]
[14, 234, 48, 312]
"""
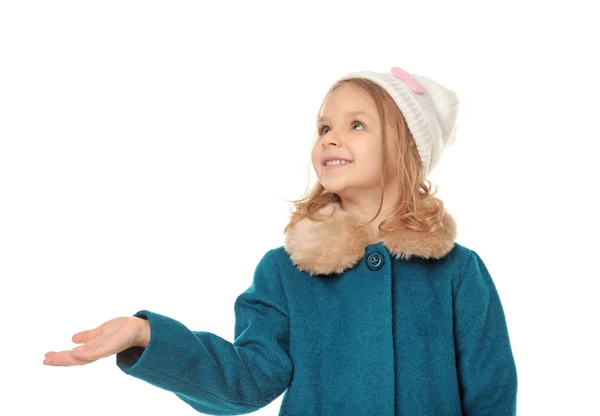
[116, 249, 292, 415]
[453, 250, 518, 415]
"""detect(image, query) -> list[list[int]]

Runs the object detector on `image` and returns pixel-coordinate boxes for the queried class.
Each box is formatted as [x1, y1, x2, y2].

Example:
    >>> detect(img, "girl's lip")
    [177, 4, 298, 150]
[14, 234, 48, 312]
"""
[324, 161, 352, 170]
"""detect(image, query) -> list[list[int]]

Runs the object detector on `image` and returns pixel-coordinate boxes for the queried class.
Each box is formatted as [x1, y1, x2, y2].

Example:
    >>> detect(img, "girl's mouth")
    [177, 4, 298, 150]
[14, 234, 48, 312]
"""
[324, 161, 352, 170]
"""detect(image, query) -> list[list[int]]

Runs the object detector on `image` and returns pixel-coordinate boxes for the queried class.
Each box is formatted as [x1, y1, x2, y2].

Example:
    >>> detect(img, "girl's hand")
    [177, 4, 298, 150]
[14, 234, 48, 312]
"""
[43, 316, 150, 367]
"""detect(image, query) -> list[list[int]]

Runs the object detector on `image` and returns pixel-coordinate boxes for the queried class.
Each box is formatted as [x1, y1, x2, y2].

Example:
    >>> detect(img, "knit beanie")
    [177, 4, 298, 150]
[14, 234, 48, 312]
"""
[336, 67, 459, 176]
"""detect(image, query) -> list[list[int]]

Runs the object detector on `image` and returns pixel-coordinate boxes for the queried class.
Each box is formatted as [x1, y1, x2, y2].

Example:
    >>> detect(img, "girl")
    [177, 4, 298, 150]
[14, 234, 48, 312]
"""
[44, 66, 518, 415]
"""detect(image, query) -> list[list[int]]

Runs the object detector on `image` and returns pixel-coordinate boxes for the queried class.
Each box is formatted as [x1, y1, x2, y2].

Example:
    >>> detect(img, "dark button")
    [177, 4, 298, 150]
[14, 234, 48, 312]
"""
[366, 252, 384, 271]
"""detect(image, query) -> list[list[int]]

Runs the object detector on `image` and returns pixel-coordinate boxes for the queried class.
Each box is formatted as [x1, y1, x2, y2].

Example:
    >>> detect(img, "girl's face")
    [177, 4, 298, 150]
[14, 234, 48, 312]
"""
[312, 83, 398, 198]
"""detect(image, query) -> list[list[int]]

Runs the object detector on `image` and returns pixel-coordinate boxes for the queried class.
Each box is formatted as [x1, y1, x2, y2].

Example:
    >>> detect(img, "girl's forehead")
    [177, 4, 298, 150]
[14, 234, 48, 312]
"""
[327, 83, 371, 103]
[321, 87, 377, 118]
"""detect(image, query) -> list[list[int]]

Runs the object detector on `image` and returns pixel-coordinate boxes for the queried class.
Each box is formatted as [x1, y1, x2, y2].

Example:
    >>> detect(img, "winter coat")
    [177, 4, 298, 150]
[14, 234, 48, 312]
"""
[116, 202, 518, 415]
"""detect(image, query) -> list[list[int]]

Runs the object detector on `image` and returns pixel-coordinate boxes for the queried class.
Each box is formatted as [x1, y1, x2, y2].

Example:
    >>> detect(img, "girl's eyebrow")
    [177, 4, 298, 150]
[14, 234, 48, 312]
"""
[317, 111, 373, 124]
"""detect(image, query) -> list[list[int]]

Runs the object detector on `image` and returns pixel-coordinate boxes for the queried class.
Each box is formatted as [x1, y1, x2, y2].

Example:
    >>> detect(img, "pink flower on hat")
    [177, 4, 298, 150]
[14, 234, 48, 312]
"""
[391, 67, 424, 94]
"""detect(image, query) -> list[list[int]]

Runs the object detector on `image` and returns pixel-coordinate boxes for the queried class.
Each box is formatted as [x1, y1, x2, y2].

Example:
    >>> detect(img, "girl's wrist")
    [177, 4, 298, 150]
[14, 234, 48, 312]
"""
[136, 318, 151, 348]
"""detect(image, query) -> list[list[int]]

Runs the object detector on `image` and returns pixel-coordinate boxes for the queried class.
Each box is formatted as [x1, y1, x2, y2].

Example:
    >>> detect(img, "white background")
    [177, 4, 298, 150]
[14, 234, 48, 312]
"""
[1, 1, 599, 415]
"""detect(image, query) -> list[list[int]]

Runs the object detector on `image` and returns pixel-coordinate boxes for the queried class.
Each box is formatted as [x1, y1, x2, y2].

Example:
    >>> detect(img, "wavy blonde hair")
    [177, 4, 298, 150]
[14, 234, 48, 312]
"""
[282, 77, 448, 236]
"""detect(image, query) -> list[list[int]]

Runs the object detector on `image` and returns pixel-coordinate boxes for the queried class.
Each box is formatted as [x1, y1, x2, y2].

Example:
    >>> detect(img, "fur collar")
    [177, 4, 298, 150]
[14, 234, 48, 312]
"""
[284, 202, 457, 276]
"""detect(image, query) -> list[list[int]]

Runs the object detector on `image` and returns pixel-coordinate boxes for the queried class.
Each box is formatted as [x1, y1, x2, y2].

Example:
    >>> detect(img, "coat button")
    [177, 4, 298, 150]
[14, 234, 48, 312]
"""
[366, 252, 384, 271]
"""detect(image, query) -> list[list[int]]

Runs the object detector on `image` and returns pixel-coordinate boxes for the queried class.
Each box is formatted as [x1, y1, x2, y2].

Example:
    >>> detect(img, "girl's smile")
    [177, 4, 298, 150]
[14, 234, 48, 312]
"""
[324, 161, 353, 170]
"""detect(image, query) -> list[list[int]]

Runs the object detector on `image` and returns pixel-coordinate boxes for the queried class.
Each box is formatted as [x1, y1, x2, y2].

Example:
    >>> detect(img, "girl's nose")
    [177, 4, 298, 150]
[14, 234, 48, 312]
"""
[323, 132, 341, 147]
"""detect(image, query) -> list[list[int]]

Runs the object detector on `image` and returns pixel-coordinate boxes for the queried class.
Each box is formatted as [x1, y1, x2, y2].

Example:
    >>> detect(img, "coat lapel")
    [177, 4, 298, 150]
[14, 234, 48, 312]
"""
[284, 202, 457, 276]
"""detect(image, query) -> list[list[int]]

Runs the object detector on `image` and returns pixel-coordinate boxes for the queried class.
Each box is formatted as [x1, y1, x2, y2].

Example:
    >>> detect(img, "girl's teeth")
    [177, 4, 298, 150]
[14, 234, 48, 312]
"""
[326, 160, 350, 166]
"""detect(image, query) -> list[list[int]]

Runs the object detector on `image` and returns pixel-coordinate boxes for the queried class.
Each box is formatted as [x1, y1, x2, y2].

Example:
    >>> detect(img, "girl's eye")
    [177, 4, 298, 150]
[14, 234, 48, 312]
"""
[352, 121, 365, 131]
[319, 120, 365, 136]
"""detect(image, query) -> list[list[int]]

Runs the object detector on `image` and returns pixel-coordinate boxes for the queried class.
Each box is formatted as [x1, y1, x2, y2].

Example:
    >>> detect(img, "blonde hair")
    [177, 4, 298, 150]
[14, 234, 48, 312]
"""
[283, 77, 448, 236]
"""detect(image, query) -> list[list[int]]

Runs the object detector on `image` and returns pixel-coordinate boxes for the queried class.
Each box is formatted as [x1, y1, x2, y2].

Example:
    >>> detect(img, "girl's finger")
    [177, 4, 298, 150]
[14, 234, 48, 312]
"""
[71, 324, 132, 362]
[71, 341, 107, 362]
[43, 350, 94, 367]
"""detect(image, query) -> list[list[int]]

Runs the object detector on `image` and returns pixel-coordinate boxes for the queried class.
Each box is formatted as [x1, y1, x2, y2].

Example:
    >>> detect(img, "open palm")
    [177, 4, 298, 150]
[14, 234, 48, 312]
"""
[43, 316, 147, 367]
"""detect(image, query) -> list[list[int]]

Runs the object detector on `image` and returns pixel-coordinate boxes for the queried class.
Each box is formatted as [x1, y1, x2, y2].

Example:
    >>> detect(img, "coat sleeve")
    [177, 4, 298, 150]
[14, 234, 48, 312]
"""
[115, 249, 293, 415]
[453, 250, 518, 415]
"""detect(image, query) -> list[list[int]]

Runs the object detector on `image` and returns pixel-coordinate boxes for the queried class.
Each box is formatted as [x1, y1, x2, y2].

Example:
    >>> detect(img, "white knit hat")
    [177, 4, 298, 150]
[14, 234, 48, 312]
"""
[336, 67, 459, 176]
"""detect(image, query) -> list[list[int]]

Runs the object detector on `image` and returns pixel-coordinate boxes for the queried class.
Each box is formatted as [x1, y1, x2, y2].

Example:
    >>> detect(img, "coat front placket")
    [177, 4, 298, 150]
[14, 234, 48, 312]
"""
[285, 242, 396, 415]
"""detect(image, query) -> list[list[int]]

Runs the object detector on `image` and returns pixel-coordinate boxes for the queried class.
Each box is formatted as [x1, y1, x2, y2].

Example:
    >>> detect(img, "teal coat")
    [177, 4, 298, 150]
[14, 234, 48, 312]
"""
[116, 203, 518, 415]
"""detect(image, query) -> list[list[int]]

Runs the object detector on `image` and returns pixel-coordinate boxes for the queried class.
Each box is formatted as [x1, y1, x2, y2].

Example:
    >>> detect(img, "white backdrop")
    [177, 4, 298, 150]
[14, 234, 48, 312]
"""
[1, 1, 599, 415]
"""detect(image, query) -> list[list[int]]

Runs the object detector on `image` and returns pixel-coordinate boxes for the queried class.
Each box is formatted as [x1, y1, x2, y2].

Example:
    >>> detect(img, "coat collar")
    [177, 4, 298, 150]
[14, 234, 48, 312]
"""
[284, 202, 457, 276]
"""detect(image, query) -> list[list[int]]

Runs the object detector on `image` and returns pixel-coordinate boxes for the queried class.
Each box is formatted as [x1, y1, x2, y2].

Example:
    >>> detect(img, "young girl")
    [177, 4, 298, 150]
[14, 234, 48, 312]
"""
[44, 66, 518, 415]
